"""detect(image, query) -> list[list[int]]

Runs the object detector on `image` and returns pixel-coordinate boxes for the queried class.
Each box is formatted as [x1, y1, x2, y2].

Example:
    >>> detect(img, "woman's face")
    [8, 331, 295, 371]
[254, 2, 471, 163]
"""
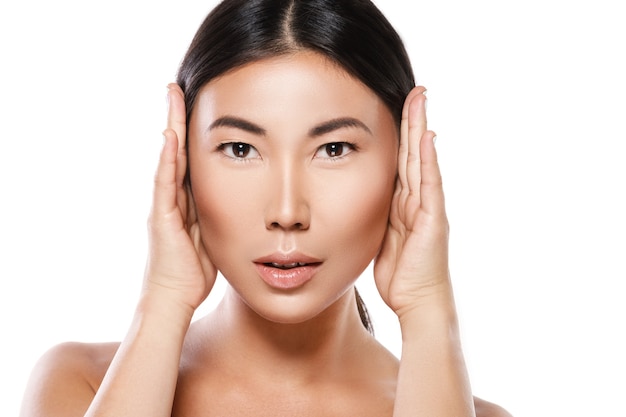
[188, 51, 398, 324]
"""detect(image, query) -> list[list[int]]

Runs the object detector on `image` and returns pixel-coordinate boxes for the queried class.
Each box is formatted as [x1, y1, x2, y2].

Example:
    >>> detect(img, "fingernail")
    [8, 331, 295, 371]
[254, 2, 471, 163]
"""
[432, 135, 437, 146]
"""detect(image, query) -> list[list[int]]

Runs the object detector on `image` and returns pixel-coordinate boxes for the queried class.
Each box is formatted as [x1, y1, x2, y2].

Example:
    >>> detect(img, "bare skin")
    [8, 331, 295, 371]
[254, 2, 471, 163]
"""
[22, 337, 510, 417]
[20, 53, 512, 417]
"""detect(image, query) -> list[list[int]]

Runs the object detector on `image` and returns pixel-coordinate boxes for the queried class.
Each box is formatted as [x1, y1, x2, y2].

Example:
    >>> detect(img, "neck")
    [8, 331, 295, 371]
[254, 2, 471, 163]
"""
[200, 285, 372, 382]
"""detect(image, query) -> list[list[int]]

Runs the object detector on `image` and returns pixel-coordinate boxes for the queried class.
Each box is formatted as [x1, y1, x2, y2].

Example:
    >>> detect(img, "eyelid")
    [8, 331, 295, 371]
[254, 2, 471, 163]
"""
[217, 142, 261, 160]
[314, 141, 358, 160]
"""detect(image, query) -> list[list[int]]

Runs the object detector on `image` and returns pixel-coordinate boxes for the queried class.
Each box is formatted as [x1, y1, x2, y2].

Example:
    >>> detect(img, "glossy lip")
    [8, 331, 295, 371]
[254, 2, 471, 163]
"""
[253, 253, 322, 290]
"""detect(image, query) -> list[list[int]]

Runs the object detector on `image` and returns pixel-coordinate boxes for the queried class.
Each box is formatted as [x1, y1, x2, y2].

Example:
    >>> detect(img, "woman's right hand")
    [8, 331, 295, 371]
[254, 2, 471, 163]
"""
[142, 83, 217, 315]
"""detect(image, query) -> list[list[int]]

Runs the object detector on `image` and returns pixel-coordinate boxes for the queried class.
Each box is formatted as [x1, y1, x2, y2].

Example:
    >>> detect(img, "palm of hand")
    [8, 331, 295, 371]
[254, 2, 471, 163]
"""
[374, 87, 450, 317]
[143, 84, 217, 312]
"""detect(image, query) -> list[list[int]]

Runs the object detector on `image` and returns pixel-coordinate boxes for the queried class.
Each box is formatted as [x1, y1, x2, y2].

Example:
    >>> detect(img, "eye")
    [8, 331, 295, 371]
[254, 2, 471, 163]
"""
[219, 142, 260, 159]
[315, 142, 356, 159]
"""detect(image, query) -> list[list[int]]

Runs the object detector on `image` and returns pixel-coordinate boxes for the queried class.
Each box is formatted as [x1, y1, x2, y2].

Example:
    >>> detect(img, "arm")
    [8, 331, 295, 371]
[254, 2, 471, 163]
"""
[20, 84, 216, 417]
[20, 343, 105, 417]
[375, 87, 475, 416]
[82, 296, 194, 417]
[394, 291, 474, 416]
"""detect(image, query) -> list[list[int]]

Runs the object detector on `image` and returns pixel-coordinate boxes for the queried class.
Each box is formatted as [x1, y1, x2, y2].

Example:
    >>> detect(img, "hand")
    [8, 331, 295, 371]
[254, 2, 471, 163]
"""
[142, 83, 217, 315]
[374, 86, 450, 319]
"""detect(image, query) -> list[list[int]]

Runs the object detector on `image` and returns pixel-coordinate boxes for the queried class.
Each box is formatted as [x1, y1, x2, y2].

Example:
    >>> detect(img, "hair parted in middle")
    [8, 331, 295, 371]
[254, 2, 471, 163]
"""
[177, 0, 415, 127]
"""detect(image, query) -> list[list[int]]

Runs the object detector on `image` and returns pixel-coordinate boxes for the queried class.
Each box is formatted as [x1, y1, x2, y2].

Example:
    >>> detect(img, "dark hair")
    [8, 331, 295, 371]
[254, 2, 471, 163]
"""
[176, 0, 415, 333]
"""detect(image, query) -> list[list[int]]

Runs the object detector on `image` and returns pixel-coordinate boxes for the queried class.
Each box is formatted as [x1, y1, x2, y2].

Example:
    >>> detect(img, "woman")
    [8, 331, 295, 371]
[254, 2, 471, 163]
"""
[20, 0, 510, 416]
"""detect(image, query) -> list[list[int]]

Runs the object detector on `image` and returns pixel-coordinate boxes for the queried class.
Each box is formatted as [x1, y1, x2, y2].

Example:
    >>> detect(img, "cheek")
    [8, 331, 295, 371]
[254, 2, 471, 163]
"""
[189, 166, 262, 260]
[315, 159, 396, 255]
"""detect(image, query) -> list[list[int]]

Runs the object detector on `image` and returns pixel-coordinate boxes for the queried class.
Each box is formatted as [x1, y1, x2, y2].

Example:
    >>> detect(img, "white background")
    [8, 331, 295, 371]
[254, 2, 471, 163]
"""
[1, 1, 625, 416]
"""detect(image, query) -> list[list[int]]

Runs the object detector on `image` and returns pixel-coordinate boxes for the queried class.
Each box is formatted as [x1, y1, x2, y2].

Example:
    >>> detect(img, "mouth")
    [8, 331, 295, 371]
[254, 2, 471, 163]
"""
[254, 253, 322, 289]
[254, 252, 322, 268]
[263, 262, 316, 270]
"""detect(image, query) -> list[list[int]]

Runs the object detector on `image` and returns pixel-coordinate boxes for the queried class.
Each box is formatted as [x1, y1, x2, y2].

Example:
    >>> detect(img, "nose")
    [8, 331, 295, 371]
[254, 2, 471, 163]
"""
[264, 161, 311, 231]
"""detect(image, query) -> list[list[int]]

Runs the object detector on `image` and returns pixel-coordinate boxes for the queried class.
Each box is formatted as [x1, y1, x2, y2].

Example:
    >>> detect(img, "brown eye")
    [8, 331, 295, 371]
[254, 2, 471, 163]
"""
[219, 142, 260, 160]
[325, 143, 344, 157]
[232, 142, 251, 157]
[315, 142, 356, 159]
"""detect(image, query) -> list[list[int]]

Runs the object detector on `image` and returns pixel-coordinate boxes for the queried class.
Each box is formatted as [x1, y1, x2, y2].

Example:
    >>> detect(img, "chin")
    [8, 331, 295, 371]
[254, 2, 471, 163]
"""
[256, 293, 335, 323]
[230, 282, 354, 328]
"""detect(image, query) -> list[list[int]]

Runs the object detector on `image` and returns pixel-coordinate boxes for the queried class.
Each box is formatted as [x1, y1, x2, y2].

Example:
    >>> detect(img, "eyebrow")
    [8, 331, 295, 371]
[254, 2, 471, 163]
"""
[308, 117, 373, 137]
[207, 116, 372, 137]
[208, 116, 266, 136]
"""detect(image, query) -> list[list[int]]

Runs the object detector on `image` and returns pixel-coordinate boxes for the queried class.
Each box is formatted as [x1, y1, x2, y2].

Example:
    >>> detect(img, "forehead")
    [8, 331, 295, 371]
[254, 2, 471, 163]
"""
[190, 51, 394, 131]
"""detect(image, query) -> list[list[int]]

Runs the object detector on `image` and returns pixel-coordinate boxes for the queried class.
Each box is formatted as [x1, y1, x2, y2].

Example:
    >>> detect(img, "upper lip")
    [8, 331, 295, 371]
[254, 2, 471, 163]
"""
[253, 252, 322, 268]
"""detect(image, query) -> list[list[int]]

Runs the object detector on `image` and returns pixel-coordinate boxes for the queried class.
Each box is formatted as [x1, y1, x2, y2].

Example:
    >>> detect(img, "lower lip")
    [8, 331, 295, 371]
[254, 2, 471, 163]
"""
[254, 263, 320, 290]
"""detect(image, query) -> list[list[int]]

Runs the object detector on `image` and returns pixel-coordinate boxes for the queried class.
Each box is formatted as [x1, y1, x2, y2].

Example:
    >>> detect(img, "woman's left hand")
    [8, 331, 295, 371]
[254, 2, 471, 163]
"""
[374, 86, 451, 320]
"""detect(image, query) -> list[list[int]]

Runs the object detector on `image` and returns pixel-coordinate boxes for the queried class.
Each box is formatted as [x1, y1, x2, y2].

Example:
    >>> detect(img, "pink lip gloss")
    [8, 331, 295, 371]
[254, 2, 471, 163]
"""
[254, 263, 320, 289]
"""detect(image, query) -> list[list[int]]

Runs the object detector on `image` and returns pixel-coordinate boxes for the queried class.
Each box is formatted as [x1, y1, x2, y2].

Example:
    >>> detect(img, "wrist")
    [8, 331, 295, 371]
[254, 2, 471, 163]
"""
[136, 286, 196, 330]
[395, 283, 460, 343]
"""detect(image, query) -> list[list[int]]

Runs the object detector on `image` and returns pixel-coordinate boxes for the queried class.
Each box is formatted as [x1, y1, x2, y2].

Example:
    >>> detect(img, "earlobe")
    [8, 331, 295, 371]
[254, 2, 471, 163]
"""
[186, 184, 198, 232]
[189, 222, 203, 256]
[187, 193, 205, 257]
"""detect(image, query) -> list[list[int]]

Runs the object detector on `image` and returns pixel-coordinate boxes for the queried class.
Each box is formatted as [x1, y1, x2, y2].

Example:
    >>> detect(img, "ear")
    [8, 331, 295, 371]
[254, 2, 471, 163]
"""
[186, 184, 204, 255]
[185, 177, 198, 226]
[185, 181, 218, 280]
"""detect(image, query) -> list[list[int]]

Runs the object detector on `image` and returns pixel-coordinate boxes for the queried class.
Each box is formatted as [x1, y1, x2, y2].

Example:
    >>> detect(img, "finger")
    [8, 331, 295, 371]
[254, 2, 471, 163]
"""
[166, 83, 188, 188]
[152, 129, 179, 218]
[398, 86, 426, 190]
[406, 87, 427, 199]
[419, 130, 445, 216]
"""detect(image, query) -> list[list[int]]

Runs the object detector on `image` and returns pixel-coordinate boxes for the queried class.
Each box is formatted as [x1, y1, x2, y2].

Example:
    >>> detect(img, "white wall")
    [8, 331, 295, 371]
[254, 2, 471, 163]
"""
[1, 1, 624, 416]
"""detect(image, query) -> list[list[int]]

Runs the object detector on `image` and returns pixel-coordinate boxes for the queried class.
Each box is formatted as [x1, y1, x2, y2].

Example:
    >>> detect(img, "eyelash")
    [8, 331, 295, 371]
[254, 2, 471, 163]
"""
[216, 141, 358, 161]
[314, 142, 358, 160]
[217, 142, 260, 161]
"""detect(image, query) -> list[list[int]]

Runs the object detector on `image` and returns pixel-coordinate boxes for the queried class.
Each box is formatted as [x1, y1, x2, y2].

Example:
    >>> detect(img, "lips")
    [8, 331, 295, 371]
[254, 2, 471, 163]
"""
[265, 262, 310, 269]
[253, 253, 322, 289]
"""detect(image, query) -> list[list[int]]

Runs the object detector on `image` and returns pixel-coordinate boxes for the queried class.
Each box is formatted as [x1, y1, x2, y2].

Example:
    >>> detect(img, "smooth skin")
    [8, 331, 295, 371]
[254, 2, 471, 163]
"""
[20, 52, 511, 417]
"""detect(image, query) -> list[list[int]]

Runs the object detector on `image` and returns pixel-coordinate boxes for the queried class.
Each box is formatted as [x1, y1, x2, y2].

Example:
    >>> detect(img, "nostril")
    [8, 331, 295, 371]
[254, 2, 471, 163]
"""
[268, 221, 306, 230]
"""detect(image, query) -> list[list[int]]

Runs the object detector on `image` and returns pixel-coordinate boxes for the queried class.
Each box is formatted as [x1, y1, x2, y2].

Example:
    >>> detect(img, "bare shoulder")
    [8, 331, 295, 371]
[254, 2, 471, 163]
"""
[20, 341, 119, 417]
[474, 396, 513, 417]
